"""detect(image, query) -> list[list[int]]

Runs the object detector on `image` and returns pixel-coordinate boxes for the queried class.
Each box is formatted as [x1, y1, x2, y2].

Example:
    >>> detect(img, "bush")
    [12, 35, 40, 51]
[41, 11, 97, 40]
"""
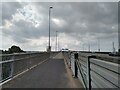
[8, 45, 24, 54]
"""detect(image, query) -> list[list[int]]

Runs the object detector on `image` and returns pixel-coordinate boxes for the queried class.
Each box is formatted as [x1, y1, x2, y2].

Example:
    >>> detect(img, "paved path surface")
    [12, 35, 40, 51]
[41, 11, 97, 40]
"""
[2, 52, 83, 88]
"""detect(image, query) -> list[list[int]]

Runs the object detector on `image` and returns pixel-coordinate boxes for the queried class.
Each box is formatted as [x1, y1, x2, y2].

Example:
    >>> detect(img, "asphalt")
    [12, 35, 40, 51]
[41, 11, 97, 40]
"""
[2, 52, 83, 88]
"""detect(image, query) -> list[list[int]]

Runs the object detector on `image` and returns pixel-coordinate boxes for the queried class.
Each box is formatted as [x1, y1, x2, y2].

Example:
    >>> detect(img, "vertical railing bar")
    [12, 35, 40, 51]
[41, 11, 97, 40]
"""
[10, 54, 15, 78]
[87, 56, 96, 90]
[87, 56, 91, 90]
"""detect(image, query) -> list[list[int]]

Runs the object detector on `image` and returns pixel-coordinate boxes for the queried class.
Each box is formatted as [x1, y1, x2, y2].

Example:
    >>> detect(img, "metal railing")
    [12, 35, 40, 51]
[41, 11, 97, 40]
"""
[89, 57, 119, 88]
[0, 52, 49, 83]
[62, 51, 120, 89]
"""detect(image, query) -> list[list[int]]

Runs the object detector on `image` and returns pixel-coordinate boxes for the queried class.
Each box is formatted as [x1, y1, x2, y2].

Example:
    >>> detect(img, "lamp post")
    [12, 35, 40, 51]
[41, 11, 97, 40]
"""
[56, 31, 58, 51]
[118, 4, 120, 54]
[48, 6, 53, 52]
[97, 38, 100, 52]
[98, 38, 100, 52]
[88, 43, 90, 52]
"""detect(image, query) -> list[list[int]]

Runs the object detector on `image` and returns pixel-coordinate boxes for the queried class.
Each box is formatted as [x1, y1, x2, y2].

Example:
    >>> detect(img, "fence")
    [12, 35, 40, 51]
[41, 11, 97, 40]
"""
[62, 51, 120, 89]
[0, 52, 50, 83]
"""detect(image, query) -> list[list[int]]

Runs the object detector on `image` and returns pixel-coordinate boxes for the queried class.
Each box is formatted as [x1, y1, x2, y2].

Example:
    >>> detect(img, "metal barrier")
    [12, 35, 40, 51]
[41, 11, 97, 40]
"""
[0, 52, 49, 83]
[89, 57, 119, 88]
[62, 51, 120, 89]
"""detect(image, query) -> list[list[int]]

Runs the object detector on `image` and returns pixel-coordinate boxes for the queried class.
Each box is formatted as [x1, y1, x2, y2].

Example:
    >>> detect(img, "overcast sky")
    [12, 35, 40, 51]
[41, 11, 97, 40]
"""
[0, 1, 119, 52]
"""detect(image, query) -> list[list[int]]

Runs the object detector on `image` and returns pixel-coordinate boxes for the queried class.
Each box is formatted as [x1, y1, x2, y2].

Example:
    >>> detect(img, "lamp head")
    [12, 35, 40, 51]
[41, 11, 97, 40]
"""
[50, 6, 53, 8]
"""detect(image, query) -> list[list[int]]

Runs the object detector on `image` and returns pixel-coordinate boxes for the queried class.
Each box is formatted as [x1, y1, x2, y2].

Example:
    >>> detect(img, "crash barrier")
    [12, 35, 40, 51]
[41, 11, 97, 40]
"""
[0, 52, 50, 83]
[63, 51, 120, 89]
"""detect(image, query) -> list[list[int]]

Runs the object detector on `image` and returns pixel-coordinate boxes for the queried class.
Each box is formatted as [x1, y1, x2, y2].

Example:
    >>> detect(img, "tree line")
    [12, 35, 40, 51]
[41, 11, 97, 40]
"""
[1, 45, 25, 54]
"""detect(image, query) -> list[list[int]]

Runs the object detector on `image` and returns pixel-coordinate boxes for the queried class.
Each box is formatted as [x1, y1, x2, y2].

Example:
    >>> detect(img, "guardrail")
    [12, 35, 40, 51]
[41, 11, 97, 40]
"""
[62, 51, 120, 89]
[0, 52, 50, 83]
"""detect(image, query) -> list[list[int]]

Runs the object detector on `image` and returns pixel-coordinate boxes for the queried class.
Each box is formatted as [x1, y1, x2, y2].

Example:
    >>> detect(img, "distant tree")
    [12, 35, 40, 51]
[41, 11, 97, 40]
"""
[8, 45, 24, 54]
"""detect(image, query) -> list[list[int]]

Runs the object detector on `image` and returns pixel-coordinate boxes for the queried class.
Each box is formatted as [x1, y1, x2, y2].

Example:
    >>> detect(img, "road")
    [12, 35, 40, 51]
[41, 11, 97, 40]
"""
[2, 52, 83, 88]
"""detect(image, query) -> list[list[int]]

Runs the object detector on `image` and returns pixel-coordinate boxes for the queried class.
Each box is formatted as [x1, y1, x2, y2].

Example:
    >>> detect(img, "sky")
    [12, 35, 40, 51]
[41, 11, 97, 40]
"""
[0, 1, 119, 52]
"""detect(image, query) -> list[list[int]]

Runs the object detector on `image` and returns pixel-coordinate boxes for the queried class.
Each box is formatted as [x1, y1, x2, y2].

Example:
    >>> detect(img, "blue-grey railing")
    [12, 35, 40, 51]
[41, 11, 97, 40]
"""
[0, 52, 49, 83]
[62, 51, 120, 89]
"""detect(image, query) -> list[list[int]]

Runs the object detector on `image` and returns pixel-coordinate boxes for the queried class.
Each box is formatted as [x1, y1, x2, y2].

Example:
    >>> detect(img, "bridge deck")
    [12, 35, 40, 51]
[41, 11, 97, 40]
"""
[2, 53, 83, 88]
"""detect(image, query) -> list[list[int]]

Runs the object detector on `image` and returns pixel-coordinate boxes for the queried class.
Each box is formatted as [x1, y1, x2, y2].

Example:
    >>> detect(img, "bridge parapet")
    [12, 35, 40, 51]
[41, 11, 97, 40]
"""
[62, 51, 120, 89]
[0, 52, 49, 83]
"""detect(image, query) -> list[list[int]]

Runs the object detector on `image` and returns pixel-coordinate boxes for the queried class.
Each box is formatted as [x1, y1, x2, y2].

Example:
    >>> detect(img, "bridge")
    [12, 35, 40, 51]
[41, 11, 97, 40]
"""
[0, 51, 120, 89]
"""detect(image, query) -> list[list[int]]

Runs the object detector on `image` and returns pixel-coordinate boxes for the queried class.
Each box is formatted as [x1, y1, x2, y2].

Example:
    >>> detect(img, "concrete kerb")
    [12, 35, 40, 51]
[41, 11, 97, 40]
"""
[63, 53, 83, 88]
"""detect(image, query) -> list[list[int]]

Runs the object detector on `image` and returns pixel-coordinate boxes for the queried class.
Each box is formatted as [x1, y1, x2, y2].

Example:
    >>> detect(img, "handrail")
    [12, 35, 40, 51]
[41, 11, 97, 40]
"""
[1, 52, 49, 83]
[76, 60, 87, 88]
[62, 51, 120, 89]
[89, 57, 119, 88]
[0, 54, 41, 64]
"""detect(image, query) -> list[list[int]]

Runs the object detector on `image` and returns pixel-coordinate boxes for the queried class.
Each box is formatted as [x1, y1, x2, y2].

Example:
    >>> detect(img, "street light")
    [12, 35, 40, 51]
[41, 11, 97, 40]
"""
[55, 31, 58, 51]
[48, 6, 53, 52]
[98, 38, 100, 52]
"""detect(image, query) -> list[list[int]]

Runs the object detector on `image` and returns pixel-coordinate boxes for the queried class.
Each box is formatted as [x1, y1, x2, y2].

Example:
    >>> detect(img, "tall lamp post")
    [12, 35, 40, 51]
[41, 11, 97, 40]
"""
[48, 6, 53, 52]
[118, 4, 120, 54]
[56, 31, 58, 51]
[98, 38, 100, 52]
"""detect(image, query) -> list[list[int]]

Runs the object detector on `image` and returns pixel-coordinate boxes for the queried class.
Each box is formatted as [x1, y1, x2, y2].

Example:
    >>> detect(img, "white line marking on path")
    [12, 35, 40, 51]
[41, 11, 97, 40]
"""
[0, 58, 49, 86]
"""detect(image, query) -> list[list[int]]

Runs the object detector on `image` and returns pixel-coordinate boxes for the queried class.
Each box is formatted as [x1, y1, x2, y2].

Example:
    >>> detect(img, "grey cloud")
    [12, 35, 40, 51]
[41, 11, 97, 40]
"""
[38, 2, 117, 40]
[2, 2, 22, 25]
[2, 2, 118, 51]
[2, 19, 50, 43]
[22, 3, 118, 38]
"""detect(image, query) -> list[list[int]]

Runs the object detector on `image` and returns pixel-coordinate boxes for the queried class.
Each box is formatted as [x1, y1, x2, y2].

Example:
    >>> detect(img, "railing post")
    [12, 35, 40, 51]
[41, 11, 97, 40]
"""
[74, 53, 78, 78]
[28, 53, 31, 69]
[69, 52, 72, 68]
[0, 56, 2, 82]
[87, 56, 91, 90]
[87, 56, 96, 90]
[10, 54, 15, 77]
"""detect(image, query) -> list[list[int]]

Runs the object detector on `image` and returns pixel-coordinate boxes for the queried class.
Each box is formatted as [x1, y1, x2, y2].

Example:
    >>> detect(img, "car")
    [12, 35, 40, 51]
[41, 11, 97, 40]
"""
[61, 48, 69, 51]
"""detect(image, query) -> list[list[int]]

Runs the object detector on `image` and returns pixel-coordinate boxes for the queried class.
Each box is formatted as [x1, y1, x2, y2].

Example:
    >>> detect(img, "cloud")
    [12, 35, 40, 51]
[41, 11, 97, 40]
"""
[1, 2, 118, 51]
[2, 2, 22, 25]
[52, 18, 67, 28]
